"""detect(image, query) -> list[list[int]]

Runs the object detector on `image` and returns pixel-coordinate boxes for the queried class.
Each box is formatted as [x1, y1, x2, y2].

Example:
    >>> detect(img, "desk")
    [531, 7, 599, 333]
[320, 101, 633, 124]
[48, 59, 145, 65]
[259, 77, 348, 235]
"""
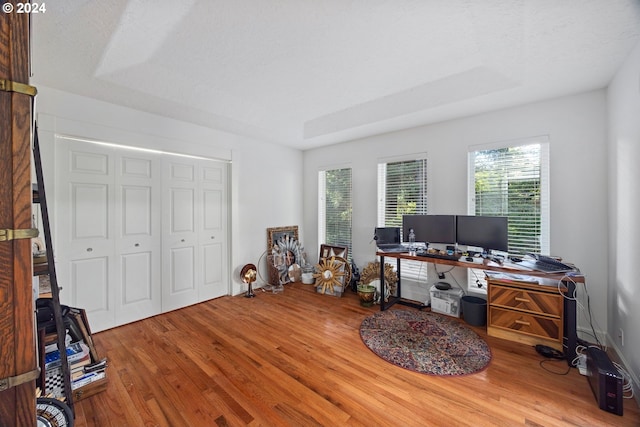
[376, 251, 584, 364]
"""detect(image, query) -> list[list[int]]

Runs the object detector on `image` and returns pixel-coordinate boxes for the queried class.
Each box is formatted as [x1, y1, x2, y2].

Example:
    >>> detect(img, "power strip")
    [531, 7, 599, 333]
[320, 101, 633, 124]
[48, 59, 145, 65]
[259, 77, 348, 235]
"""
[576, 354, 587, 375]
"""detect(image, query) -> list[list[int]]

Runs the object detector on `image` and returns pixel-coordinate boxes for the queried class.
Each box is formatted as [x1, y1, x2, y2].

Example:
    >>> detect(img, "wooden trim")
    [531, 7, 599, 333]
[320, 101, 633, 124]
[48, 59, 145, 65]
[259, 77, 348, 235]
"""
[0, 4, 36, 426]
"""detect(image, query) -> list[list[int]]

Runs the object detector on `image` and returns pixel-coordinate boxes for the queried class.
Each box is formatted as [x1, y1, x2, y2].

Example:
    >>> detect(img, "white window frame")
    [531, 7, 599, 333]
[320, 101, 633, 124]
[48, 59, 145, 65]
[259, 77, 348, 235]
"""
[318, 165, 353, 260]
[377, 154, 428, 281]
[467, 136, 550, 291]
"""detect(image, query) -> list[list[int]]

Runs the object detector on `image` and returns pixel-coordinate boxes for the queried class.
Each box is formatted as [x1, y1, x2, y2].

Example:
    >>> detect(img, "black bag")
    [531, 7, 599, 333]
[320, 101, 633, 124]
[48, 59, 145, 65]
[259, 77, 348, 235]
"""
[36, 298, 70, 334]
[349, 260, 360, 292]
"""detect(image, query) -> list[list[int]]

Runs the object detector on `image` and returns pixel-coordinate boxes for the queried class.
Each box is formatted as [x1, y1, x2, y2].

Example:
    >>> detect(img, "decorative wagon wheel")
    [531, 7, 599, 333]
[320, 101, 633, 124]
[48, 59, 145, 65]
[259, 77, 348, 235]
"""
[36, 397, 74, 427]
[359, 261, 398, 303]
[313, 256, 351, 295]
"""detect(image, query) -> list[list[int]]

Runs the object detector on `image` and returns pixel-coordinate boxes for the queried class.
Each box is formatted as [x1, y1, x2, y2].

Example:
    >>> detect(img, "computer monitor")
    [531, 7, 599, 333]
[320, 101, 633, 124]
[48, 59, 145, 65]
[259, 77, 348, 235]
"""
[374, 227, 401, 245]
[456, 215, 508, 252]
[402, 215, 456, 244]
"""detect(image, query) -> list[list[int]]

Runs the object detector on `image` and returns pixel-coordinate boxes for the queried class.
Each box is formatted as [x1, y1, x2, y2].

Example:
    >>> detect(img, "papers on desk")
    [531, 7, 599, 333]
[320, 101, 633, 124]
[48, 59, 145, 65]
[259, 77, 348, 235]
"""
[484, 271, 560, 287]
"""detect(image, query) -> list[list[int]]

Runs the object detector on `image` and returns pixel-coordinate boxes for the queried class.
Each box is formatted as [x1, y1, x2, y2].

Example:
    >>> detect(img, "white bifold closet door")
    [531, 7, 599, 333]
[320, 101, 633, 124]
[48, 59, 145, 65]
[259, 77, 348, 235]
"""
[55, 138, 228, 332]
[161, 159, 228, 312]
[56, 139, 162, 332]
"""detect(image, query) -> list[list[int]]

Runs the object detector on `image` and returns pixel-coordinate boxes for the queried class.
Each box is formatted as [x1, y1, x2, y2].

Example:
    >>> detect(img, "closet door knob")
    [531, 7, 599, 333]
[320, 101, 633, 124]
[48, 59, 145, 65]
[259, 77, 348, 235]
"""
[134, 243, 140, 247]
[86, 248, 93, 252]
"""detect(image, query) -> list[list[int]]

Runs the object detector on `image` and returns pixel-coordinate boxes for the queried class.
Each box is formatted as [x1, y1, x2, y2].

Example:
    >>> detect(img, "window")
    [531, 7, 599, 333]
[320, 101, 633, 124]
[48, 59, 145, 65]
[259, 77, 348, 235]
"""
[468, 137, 550, 289]
[318, 167, 352, 260]
[377, 156, 428, 280]
[377, 157, 428, 228]
[468, 138, 549, 254]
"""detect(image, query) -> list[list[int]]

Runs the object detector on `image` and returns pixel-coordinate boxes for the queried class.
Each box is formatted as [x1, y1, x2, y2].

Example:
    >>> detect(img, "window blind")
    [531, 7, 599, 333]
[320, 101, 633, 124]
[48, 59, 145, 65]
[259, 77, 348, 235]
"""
[377, 158, 428, 227]
[318, 167, 352, 260]
[377, 157, 427, 279]
[467, 138, 550, 290]
[468, 141, 549, 254]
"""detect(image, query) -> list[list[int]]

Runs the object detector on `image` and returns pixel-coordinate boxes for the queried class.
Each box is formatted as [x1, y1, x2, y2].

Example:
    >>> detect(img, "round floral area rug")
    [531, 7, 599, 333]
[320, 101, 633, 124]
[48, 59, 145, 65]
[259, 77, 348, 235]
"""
[359, 309, 492, 376]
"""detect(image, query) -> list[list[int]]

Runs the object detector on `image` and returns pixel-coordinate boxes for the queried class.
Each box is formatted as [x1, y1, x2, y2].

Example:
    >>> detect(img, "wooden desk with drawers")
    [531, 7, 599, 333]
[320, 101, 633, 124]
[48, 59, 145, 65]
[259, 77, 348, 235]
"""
[376, 251, 584, 363]
[486, 276, 566, 351]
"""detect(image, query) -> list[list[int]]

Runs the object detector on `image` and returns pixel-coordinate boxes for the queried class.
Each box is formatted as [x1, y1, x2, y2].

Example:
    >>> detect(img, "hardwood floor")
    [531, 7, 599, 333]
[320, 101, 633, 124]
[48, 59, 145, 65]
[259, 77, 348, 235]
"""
[72, 282, 639, 426]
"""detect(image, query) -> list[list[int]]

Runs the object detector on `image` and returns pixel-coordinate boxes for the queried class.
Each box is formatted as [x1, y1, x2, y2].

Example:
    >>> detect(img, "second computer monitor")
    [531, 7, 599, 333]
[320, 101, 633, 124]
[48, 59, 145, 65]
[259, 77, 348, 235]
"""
[456, 215, 508, 252]
[402, 215, 456, 245]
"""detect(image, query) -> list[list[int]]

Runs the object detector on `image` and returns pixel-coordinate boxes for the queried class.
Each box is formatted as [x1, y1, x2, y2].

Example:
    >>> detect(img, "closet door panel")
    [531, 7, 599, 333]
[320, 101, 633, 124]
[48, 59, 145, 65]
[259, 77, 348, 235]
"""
[202, 189, 222, 230]
[121, 186, 151, 235]
[169, 246, 196, 293]
[162, 160, 199, 311]
[201, 242, 223, 299]
[71, 257, 109, 314]
[115, 154, 161, 326]
[121, 252, 153, 303]
[57, 139, 116, 332]
[72, 183, 109, 239]
[171, 188, 195, 233]
[198, 162, 228, 301]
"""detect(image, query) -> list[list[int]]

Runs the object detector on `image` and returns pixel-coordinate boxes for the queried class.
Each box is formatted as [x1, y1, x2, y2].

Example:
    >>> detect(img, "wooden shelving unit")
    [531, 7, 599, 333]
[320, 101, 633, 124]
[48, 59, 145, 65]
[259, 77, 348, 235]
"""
[32, 127, 108, 413]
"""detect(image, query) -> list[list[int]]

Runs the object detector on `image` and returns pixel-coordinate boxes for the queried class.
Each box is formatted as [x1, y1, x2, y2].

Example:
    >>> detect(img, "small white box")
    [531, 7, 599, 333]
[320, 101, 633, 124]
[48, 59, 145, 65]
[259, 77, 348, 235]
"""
[430, 285, 464, 317]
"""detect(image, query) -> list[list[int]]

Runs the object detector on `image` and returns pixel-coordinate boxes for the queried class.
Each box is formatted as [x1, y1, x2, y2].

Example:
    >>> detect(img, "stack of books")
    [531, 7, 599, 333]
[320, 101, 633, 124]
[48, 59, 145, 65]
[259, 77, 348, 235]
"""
[44, 341, 90, 369]
[44, 341, 107, 391]
[71, 358, 107, 390]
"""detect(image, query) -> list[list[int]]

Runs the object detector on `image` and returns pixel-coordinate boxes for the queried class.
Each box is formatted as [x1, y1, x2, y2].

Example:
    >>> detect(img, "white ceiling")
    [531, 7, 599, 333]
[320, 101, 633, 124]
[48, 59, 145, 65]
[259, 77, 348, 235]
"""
[31, 0, 640, 150]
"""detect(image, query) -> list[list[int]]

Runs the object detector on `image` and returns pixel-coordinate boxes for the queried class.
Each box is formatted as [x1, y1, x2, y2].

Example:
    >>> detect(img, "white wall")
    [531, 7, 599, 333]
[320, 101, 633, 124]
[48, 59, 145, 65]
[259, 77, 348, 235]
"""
[607, 39, 640, 390]
[304, 90, 610, 331]
[33, 86, 303, 297]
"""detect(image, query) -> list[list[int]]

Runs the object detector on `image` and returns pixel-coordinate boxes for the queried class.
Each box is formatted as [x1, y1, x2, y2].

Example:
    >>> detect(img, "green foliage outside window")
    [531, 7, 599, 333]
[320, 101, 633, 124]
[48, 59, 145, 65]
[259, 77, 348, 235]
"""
[384, 160, 427, 227]
[324, 168, 352, 255]
[473, 145, 542, 254]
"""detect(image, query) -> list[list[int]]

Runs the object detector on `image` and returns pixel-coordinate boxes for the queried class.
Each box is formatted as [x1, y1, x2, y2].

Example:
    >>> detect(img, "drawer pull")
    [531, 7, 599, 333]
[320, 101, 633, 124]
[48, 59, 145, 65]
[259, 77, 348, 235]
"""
[515, 319, 530, 326]
[514, 297, 530, 303]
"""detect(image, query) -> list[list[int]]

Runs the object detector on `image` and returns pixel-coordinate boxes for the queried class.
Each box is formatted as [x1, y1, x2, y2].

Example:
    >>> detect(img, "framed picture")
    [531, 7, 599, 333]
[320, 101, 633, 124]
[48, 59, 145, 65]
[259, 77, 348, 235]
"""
[267, 226, 300, 285]
[267, 225, 299, 253]
[318, 244, 348, 262]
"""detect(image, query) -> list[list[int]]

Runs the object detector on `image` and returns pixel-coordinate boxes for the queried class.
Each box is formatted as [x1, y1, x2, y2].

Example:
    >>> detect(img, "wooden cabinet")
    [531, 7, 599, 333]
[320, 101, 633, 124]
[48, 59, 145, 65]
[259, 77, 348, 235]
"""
[487, 278, 565, 351]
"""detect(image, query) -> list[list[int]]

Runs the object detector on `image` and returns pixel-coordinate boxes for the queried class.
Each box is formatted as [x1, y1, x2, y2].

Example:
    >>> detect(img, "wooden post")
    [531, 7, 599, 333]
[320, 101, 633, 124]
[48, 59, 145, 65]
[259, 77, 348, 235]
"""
[0, 2, 37, 425]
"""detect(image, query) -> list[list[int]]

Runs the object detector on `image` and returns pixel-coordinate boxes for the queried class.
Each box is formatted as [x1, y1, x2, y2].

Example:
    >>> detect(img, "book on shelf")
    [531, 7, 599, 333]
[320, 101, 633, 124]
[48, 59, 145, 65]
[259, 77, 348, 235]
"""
[71, 357, 108, 381]
[70, 353, 92, 377]
[69, 308, 99, 361]
[71, 358, 108, 389]
[71, 371, 106, 390]
[45, 341, 90, 369]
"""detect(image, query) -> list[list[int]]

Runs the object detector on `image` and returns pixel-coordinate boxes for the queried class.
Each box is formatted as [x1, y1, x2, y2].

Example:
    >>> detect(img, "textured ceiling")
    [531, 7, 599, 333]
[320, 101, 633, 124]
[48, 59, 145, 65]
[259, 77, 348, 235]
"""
[31, 0, 640, 150]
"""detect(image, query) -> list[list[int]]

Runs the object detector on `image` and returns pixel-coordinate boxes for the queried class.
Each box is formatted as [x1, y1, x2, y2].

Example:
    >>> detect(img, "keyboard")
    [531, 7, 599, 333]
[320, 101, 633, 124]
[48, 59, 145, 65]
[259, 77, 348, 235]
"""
[415, 251, 460, 261]
[377, 244, 409, 253]
[523, 254, 575, 273]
